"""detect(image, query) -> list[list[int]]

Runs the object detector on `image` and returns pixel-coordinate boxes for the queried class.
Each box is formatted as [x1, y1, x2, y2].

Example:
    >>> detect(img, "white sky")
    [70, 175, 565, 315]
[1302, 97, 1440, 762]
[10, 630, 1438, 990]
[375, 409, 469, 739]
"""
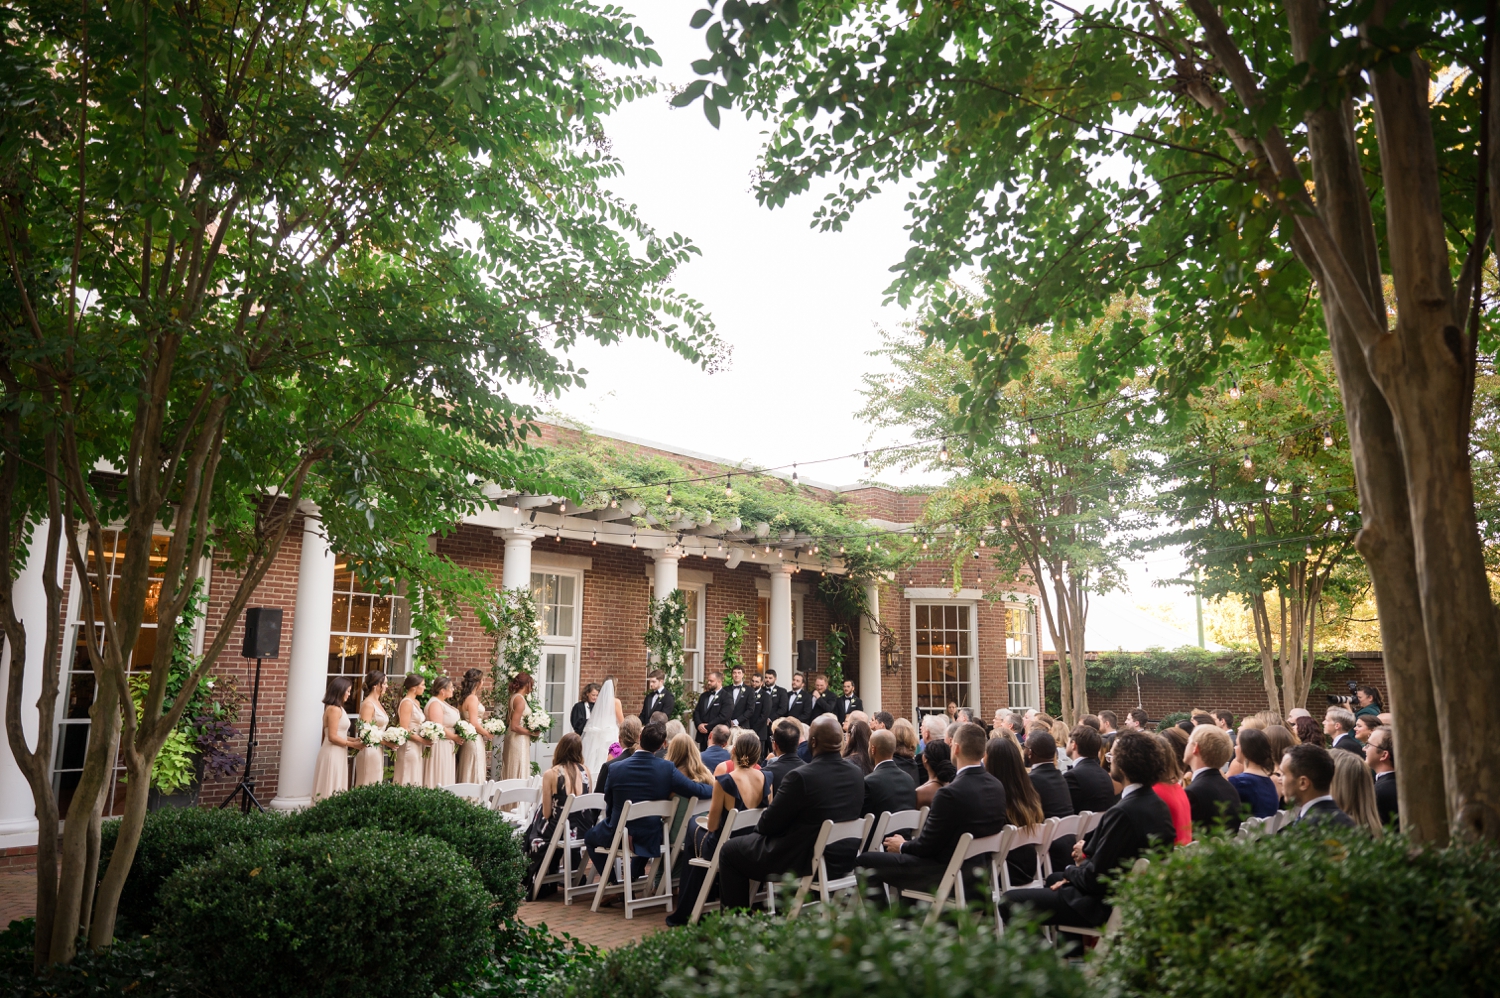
[550, 0, 1200, 641]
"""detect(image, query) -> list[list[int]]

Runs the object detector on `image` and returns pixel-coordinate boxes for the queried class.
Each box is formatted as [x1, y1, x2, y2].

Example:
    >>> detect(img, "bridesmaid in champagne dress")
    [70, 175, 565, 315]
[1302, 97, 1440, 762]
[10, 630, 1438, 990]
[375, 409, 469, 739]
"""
[354, 669, 388, 787]
[455, 668, 490, 784]
[501, 671, 534, 783]
[424, 676, 460, 788]
[394, 674, 430, 786]
[311, 677, 360, 803]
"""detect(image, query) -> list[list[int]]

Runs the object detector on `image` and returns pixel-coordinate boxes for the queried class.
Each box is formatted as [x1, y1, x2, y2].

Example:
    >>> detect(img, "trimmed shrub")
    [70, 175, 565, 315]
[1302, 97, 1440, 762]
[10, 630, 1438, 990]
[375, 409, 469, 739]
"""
[554, 909, 1085, 998]
[441, 922, 600, 998]
[1102, 824, 1500, 997]
[0, 917, 186, 998]
[157, 829, 491, 998]
[287, 783, 526, 919]
[99, 804, 287, 933]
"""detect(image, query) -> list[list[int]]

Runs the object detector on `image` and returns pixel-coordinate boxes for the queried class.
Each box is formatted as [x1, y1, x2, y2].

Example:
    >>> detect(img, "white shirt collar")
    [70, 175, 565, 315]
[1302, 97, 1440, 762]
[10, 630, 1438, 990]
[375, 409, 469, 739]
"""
[1299, 794, 1335, 817]
[1120, 782, 1144, 798]
[955, 762, 983, 777]
[1190, 766, 1213, 779]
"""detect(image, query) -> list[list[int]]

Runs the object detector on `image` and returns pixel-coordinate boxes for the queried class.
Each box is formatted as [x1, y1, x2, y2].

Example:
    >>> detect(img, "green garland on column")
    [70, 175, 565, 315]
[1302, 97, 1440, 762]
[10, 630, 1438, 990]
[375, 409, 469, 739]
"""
[645, 590, 689, 715]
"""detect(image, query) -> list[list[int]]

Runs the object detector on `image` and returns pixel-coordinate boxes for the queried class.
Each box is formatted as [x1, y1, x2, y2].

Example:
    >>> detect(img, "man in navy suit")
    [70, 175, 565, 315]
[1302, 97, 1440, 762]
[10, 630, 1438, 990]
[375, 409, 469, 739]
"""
[701, 725, 732, 771]
[1282, 744, 1356, 829]
[584, 721, 713, 880]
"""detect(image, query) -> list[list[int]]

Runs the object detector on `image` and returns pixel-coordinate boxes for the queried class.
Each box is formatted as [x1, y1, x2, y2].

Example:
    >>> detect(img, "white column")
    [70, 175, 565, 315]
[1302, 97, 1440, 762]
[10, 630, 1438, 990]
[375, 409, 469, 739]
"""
[859, 582, 882, 711]
[500, 528, 537, 592]
[651, 551, 680, 600]
[270, 509, 336, 811]
[0, 522, 62, 848]
[768, 565, 793, 681]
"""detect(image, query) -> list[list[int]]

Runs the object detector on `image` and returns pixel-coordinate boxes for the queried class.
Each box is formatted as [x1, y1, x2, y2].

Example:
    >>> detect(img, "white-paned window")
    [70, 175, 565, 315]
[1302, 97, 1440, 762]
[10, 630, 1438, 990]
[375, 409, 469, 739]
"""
[1006, 606, 1040, 710]
[328, 561, 412, 709]
[532, 570, 581, 745]
[912, 602, 976, 716]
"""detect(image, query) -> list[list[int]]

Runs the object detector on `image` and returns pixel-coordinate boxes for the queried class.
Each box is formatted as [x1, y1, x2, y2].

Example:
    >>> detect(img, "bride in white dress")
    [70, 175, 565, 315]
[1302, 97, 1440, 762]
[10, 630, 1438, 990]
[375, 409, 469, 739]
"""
[581, 677, 624, 781]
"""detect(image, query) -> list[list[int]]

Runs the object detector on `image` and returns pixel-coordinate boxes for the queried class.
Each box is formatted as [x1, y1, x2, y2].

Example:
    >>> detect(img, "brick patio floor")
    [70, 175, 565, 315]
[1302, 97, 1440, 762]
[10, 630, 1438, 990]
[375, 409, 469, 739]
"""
[1, 869, 663, 951]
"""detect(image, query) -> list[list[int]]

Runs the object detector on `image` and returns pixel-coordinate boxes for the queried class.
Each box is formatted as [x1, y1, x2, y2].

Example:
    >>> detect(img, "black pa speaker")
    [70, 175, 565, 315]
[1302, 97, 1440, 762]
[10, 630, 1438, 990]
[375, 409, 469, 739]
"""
[797, 639, 818, 673]
[241, 608, 283, 659]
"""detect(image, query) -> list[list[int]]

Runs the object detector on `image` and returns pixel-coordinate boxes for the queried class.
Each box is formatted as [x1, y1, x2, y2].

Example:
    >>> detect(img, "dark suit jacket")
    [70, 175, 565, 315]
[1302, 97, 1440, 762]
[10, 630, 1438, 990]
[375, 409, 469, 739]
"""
[1333, 733, 1365, 756]
[1185, 767, 1243, 834]
[588, 750, 712, 855]
[639, 688, 674, 724]
[1060, 786, 1176, 924]
[748, 752, 866, 876]
[596, 747, 634, 796]
[835, 695, 864, 724]
[811, 693, 837, 721]
[693, 688, 728, 746]
[784, 687, 815, 725]
[864, 760, 918, 818]
[1293, 798, 1356, 829]
[1064, 758, 1119, 814]
[701, 744, 730, 771]
[570, 700, 592, 736]
[726, 684, 754, 728]
[764, 685, 789, 721]
[1374, 771, 1397, 829]
[764, 752, 805, 792]
[892, 753, 925, 788]
[901, 766, 1009, 861]
[1030, 763, 1076, 819]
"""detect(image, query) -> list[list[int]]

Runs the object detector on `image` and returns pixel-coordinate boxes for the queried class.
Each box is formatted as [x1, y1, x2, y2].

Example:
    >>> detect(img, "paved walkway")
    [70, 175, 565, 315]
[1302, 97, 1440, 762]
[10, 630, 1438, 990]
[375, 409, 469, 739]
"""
[1, 869, 663, 951]
[516, 892, 668, 950]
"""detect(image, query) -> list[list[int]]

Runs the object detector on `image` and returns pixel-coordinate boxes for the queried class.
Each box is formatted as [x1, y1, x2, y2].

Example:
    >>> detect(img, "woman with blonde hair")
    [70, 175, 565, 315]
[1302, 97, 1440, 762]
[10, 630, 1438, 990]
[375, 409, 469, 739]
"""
[1050, 719, 1074, 769]
[1331, 750, 1383, 836]
[890, 717, 923, 786]
[666, 732, 712, 783]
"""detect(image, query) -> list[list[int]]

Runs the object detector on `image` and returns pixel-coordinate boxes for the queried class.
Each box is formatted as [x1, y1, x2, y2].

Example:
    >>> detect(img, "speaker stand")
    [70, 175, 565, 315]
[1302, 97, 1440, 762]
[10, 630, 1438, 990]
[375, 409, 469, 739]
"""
[220, 656, 266, 814]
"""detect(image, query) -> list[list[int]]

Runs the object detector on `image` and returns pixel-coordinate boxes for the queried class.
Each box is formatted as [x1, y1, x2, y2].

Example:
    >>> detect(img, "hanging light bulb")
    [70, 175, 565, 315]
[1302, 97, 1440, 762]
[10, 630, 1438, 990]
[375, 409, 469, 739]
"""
[631, 532, 637, 548]
[591, 531, 598, 546]
[839, 545, 845, 554]
[863, 451, 870, 469]
[665, 486, 673, 504]
[555, 526, 562, 542]
[1246, 553, 1254, 563]
[979, 537, 986, 548]
[512, 500, 521, 513]
[1228, 380, 1241, 400]
[1306, 544, 1313, 555]
[1326, 501, 1335, 512]
[611, 496, 619, 509]
[939, 438, 950, 462]
[725, 476, 733, 498]
[560, 501, 566, 512]
[866, 541, 872, 552]
[765, 544, 771, 553]
[717, 540, 724, 552]
[777, 549, 784, 559]
[792, 463, 799, 483]
[922, 540, 929, 551]
[1243, 451, 1253, 470]
[1001, 517, 1009, 528]
[812, 545, 819, 554]
[1323, 428, 1334, 448]
[1027, 422, 1039, 445]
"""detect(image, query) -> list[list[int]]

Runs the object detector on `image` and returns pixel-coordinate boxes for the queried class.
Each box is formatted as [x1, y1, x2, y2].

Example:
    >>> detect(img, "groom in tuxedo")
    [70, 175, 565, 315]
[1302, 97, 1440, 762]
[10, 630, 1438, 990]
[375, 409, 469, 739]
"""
[639, 669, 674, 724]
[693, 670, 729, 750]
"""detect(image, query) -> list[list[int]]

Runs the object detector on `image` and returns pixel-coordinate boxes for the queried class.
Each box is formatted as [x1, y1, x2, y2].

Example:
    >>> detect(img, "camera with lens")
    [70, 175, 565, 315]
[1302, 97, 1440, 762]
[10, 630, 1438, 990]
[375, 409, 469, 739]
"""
[1326, 680, 1358, 706]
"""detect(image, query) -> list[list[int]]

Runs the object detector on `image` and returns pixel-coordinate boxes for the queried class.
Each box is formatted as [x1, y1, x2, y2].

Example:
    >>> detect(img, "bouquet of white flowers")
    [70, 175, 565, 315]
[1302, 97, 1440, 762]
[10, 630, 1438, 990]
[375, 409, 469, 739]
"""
[521, 706, 552, 740]
[480, 717, 505, 736]
[358, 721, 384, 747]
[419, 720, 446, 742]
[453, 720, 478, 742]
[382, 726, 410, 747]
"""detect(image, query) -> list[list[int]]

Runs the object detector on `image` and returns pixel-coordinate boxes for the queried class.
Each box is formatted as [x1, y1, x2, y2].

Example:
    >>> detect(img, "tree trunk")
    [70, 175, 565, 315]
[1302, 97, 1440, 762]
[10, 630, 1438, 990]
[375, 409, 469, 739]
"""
[1367, 45, 1500, 841]
[88, 740, 153, 949]
[49, 676, 118, 964]
[1051, 571, 1075, 726]
[1068, 579, 1088, 719]
[1250, 592, 1282, 717]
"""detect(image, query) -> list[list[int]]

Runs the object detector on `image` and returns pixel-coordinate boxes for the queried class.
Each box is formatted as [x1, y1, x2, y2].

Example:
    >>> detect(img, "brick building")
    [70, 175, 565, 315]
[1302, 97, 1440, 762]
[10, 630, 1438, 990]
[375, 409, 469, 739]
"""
[0, 425, 1042, 855]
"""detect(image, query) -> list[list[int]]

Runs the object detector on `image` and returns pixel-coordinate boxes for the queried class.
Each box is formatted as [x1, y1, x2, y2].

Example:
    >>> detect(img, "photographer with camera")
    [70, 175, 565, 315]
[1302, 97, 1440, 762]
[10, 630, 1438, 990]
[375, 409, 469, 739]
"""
[1328, 680, 1382, 721]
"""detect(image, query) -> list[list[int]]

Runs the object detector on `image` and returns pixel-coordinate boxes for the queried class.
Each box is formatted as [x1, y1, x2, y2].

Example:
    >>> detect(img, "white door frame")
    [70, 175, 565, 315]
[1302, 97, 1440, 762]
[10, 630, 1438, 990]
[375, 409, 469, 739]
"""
[529, 567, 583, 771]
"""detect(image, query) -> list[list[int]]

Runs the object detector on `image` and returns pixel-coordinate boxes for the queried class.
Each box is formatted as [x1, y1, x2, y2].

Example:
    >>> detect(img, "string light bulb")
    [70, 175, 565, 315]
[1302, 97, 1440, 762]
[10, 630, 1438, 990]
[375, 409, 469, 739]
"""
[1228, 380, 1241, 400]
[939, 439, 950, 462]
[725, 476, 733, 498]
[665, 486, 673, 505]
[792, 463, 799, 483]
[1246, 553, 1254, 563]
[631, 532, 637, 548]
[1326, 501, 1335, 513]
[1323, 428, 1334, 448]
[1242, 451, 1253, 470]
[863, 451, 870, 469]
[1027, 422, 1039, 445]
[866, 542, 872, 552]
[591, 531, 598, 546]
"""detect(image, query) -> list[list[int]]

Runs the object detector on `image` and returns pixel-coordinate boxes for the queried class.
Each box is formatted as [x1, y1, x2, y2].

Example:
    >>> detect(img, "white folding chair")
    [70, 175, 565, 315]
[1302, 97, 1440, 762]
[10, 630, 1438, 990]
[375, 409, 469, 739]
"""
[788, 815, 872, 918]
[1040, 815, 1081, 877]
[1236, 815, 1266, 840]
[682, 807, 765, 924]
[495, 778, 531, 793]
[865, 807, 928, 852]
[1005, 822, 1048, 889]
[591, 800, 677, 919]
[667, 797, 714, 888]
[442, 782, 482, 800]
[476, 780, 500, 808]
[559, 793, 608, 905]
[1075, 810, 1102, 838]
[898, 831, 1003, 926]
[530, 792, 604, 902]
[495, 786, 542, 826]
[1054, 857, 1149, 956]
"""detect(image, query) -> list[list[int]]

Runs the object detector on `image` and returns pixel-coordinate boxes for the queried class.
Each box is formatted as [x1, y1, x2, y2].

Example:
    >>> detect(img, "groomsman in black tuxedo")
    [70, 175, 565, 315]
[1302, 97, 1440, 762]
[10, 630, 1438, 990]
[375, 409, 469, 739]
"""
[638, 670, 674, 725]
[693, 671, 729, 750]
[856, 723, 1008, 903]
[726, 666, 754, 732]
[809, 675, 836, 721]
[834, 679, 863, 726]
[784, 672, 815, 725]
[719, 715, 866, 910]
[1002, 731, 1176, 932]
[747, 672, 772, 748]
[762, 669, 787, 722]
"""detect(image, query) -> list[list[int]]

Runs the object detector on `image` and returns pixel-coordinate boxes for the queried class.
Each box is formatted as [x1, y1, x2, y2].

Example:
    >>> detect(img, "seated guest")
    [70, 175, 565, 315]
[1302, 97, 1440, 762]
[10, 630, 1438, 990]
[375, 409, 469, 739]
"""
[595, 716, 641, 795]
[664, 732, 714, 853]
[1228, 727, 1280, 818]
[857, 723, 1007, 904]
[1290, 715, 1320, 747]
[1098, 710, 1119, 746]
[916, 740, 957, 808]
[1064, 725, 1118, 814]
[764, 718, 806, 789]
[1049, 720, 1075, 770]
[864, 729, 918, 817]
[584, 722, 713, 883]
[953, 707, 977, 726]
[1325, 707, 1363, 755]
[1027, 731, 1077, 871]
[666, 732, 772, 926]
[1264, 724, 1298, 774]
[664, 718, 687, 744]
[1331, 748, 1382, 836]
[702, 725, 733, 771]
[1152, 733, 1193, 844]
[1365, 725, 1397, 830]
[872, 711, 895, 731]
[843, 719, 875, 775]
[1281, 743, 1356, 829]
[1191, 712, 1216, 728]
[920, 713, 949, 751]
[1214, 710, 1236, 746]
[571, 683, 601, 736]
[1353, 713, 1378, 745]
[718, 715, 866, 910]
[1079, 714, 1101, 731]
[984, 736, 1046, 886]
[1001, 731, 1175, 931]
[890, 718, 924, 787]
[1183, 725, 1241, 835]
